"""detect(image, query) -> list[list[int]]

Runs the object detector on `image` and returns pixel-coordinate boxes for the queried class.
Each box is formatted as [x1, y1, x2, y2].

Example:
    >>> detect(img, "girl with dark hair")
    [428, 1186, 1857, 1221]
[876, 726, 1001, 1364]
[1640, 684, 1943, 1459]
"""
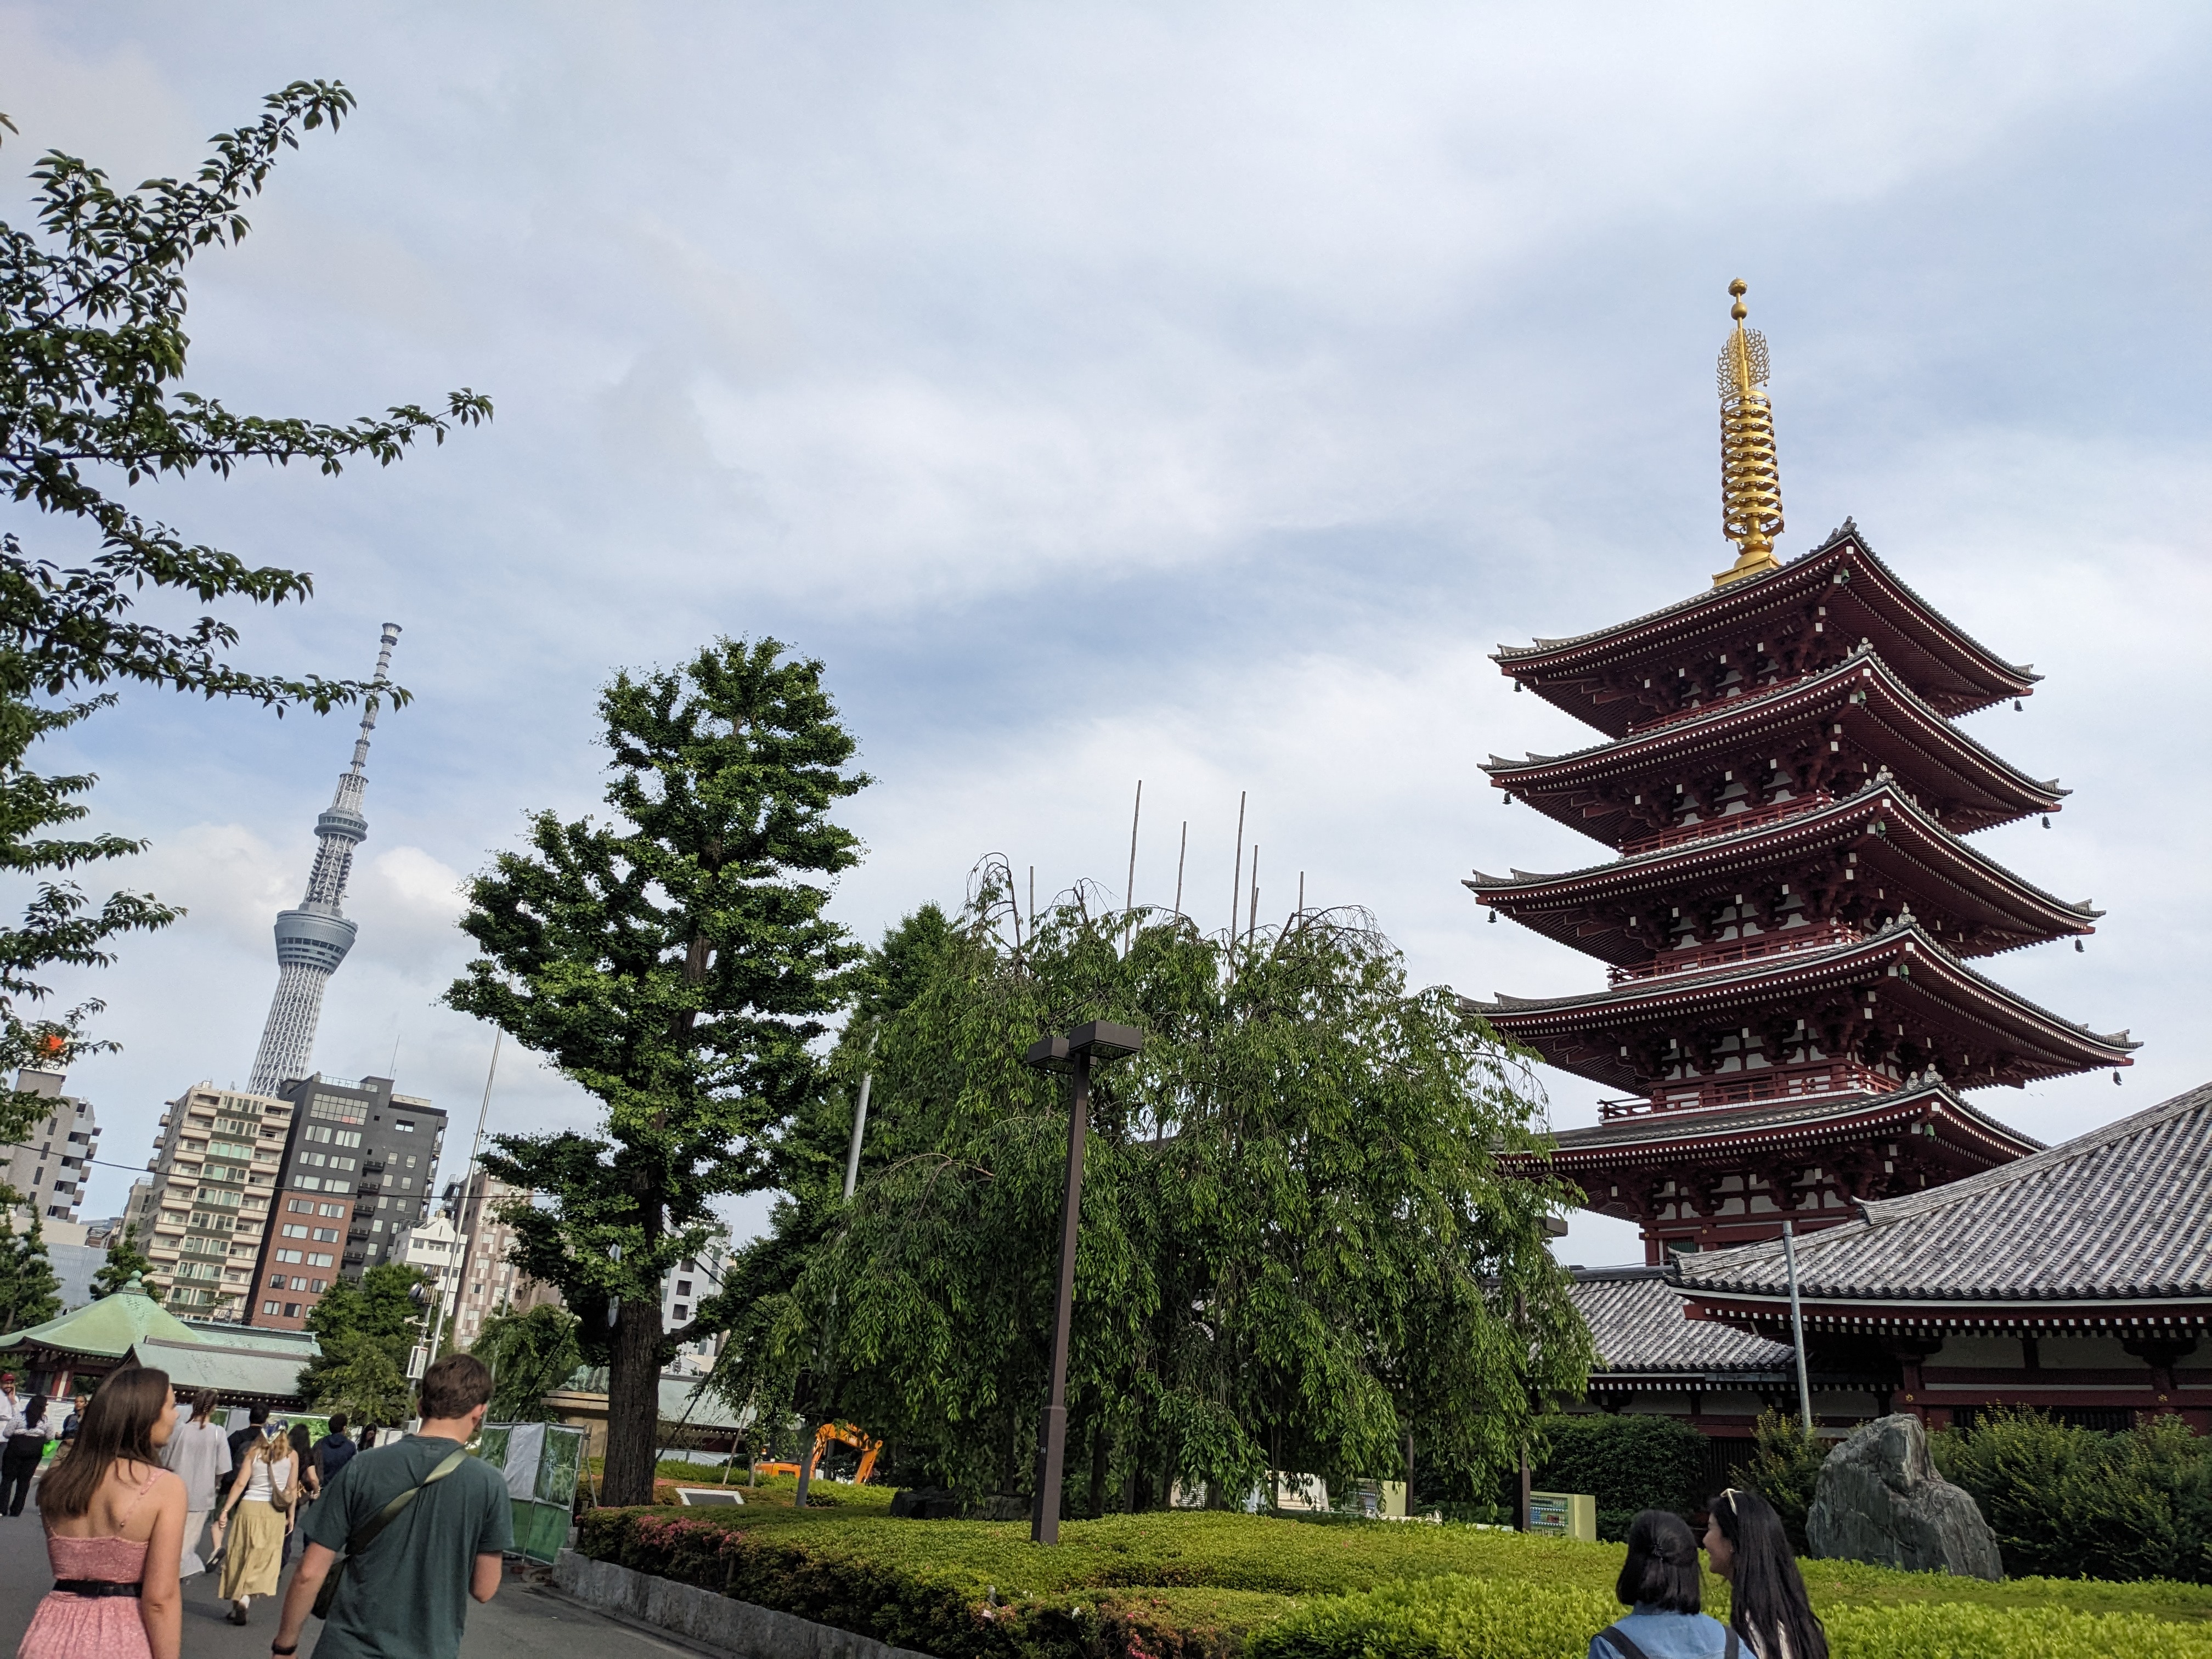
[1706, 1488, 1827, 1659]
[159, 1386, 232, 1577]
[1589, 1509, 1740, 1658]
[281, 1419, 321, 1564]
[24, 1364, 185, 1659]
[2, 1391, 54, 1514]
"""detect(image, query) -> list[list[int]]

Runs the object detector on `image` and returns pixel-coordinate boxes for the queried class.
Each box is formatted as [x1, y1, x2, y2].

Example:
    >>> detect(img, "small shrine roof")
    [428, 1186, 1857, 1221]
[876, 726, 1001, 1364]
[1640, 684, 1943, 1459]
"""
[1496, 524, 2038, 738]
[0, 1277, 199, 1363]
[1468, 783, 2098, 966]
[1672, 1079, 2212, 1310]
[1482, 647, 2065, 848]
[1571, 1266, 1795, 1375]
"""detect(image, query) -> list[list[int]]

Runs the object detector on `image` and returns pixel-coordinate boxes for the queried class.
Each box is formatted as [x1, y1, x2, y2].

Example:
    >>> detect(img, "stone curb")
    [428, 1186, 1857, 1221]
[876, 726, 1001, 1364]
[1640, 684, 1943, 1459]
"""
[552, 1549, 940, 1659]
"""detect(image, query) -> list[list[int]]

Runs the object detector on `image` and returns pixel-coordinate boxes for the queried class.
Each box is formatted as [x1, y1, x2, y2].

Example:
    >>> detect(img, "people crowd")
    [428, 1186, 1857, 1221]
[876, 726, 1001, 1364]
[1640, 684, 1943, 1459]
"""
[3, 1356, 509, 1659]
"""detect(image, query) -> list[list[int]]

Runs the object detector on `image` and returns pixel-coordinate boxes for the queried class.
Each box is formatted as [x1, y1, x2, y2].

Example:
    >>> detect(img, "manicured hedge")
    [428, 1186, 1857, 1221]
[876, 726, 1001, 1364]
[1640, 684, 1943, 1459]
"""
[576, 1505, 2212, 1659]
[1530, 1413, 1708, 1540]
[1251, 1575, 2212, 1659]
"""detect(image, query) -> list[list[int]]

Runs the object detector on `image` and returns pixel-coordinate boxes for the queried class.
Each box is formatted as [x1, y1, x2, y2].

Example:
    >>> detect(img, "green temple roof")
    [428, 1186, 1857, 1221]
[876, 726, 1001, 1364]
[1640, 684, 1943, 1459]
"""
[0, 1276, 202, 1362]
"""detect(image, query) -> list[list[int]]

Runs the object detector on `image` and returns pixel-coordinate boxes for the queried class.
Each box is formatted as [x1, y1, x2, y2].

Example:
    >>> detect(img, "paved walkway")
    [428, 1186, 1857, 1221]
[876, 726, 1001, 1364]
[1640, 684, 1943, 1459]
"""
[0, 1499, 706, 1658]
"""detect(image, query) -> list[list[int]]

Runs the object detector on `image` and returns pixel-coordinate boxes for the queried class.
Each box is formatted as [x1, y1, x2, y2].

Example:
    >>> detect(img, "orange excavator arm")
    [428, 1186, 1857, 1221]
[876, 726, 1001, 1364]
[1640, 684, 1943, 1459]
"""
[804, 1421, 883, 1484]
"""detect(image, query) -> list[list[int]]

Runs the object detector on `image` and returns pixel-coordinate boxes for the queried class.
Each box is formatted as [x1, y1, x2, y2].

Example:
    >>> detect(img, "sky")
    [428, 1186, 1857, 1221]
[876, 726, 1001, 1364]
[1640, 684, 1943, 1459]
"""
[3, 3, 2208, 1268]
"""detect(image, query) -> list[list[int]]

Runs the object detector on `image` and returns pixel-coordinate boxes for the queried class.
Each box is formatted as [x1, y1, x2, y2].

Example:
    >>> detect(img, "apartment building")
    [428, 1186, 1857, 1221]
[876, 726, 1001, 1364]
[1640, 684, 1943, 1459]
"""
[663, 1231, 730, 1375]
[3, 1069, 100, 1224]
[127, 1084, 291, 1322]
[249, 1073, 447, 1329]
[443, 1168, 565, 1346]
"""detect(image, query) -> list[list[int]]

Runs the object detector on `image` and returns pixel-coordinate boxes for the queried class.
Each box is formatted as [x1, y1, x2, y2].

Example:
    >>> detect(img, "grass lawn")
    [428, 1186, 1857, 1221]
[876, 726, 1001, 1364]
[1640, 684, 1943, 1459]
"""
[582, 1493, 2212, 1657]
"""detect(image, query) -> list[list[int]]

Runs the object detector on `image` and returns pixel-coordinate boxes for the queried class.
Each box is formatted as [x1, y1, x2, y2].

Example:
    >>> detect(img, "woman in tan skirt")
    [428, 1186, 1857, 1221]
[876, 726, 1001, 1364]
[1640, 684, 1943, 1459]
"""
[210, 1423, 294, 1624]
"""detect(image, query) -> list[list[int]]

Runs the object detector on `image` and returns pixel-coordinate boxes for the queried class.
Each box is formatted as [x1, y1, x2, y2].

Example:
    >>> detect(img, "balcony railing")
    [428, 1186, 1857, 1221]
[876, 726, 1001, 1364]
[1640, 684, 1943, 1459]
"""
[1600, 1059, 1902, 1120]
[1619, 795, 1831, 857]
[1607, 923, 1863, 985]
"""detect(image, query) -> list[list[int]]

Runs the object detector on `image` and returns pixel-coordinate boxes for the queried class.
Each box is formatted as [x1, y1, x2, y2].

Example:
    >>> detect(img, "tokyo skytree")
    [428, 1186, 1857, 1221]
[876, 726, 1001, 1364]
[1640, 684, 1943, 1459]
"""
[247, 623, 402, 1096]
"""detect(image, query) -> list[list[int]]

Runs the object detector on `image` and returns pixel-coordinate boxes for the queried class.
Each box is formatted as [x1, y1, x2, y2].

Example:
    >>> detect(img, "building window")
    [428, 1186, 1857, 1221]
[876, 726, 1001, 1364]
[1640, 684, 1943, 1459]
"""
[284, 1303, 301, 1318]
[263, 1300, 281, 1316]
[318, 1203, 345, 1217]
[676, 1280, 692, 1297]
[267, 1273, 285, 1289]
[394, 1120, 415, 1132]
[282, 1224, 309, 1239]
[287, 1199, 313, 1214]
[673, 1304, 689, 1321]
[311, 1278, 328, 1293]
[312, 1228, 337, 1243]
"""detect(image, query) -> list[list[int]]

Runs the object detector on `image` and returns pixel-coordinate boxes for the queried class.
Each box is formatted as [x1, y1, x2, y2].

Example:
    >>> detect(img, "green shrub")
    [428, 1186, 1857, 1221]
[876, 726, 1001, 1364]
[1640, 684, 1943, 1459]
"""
[576, 1504, 2212, 1659]
[1249, 1576, 1617, 1659]
[1531, 1413, 1706, 1538]
[1932, 1409, 2212, 1584]
[1732, 1409, 1827, 1554]
[1824, 1601, 2212, 1658]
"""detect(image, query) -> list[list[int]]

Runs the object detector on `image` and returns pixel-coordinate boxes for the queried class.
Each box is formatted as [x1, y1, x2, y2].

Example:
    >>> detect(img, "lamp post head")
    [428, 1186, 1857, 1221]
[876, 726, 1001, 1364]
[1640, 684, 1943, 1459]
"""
[1067, 1022, 1144, 1062]
[1024, 1034, 1073, 1074]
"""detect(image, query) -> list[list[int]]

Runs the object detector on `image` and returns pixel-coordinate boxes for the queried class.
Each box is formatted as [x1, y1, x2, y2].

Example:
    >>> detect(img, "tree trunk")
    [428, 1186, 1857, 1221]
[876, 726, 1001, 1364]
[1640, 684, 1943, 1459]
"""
[602, 1290, 664, 1506]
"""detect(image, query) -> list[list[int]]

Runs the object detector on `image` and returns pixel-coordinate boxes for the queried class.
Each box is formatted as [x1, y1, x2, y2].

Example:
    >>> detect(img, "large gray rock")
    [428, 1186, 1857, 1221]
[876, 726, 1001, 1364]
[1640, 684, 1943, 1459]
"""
[1807, 1413, 2004, 1580]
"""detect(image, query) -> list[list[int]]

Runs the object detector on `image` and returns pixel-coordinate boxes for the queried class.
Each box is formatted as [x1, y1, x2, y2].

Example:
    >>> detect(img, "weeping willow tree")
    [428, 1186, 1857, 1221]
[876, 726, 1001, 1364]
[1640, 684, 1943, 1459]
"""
[716, 867, 1590, 1513]
[471, 1303, 584, 1423]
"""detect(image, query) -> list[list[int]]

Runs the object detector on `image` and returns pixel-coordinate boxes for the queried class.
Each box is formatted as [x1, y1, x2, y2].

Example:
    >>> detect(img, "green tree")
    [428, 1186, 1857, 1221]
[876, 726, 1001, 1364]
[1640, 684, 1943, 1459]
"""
[89, 1221, 159, 1302]
[0, 83, 489, 1137]
[723, 877, 1589, 1515]
[471, 1302, 583, 1424]
[301, 1262, 427, 1426]
[1732, 1408, 1827, 1554]
[445, 637, 870, 1505]
[0, 1210, 62, 1331]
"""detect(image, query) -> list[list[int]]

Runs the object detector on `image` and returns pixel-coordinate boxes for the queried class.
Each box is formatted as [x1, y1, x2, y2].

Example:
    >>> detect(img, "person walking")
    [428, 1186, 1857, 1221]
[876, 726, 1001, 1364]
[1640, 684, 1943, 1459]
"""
[1589, 1509, 1740, 1659]
[219, 1404, 266, 1508]
[0, 1373, 27, 1450]
[272, 1353, 512, 1659]
[1706, 1487, 1827, 1659]
[280, 1421, 320, 1565]
[210, 1413, 295, 1624]
[20, 1363, 187, 1659]
[314, 1412, 357, 1488]
[156, 1387, 232, 1576]
[59, 1391, 89, 1449]
[2, 1392, 54, 1515]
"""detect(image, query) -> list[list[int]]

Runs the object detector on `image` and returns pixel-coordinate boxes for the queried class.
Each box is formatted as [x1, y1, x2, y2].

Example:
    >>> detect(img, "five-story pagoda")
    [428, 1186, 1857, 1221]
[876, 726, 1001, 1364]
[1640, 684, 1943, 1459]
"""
[1469, 283, 2135, 1263]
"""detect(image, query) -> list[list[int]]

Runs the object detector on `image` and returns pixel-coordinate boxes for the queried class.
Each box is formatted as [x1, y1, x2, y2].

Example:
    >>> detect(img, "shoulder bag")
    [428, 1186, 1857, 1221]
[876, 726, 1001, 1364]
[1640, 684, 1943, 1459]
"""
[312, 1447, 471, 1621]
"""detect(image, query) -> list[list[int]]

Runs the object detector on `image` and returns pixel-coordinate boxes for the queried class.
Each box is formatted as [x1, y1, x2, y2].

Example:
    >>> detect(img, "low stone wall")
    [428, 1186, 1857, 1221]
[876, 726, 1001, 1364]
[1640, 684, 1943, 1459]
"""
[551, 1549, 939, 1659]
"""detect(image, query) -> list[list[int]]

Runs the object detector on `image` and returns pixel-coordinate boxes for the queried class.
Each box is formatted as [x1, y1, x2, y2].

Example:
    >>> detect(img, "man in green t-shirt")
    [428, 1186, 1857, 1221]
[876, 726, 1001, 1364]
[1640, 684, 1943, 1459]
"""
[269, 1353, 515, 1659]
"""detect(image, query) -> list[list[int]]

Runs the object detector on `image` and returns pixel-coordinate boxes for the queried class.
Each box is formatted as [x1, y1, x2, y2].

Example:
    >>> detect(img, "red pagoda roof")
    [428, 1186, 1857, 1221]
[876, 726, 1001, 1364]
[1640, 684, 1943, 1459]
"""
[1537, 1079, 2041, 1172]
[1467, 783, 2098, 968]
[1496, 523, 2039, 738]
[1465, 918, 2136, 1096]
[1483, 647, 2065, 849]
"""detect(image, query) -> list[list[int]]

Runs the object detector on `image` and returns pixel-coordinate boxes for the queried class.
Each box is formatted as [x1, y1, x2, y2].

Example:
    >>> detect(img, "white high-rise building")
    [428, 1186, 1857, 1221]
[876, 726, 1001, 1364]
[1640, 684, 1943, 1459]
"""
[247, 623, 402, 1097]
[2, 1069, 99, 1224]
[394, 1210, 464, 1377]
[662, 1231, 730, 1376]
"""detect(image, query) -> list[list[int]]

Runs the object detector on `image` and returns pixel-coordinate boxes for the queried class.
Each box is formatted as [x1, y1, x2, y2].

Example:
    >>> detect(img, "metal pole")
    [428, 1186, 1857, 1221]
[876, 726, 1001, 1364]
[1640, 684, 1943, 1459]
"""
[1783, 1220, 1813, 1436]
[1124, 781, 1142, 952]
[443, 1028, 503, 1359]
[1228, 792, 1246, 943]
[842, 1073, 874, 1201]
[1173, 821, 1187, 920]
[1032, 1049, 1092, 1545]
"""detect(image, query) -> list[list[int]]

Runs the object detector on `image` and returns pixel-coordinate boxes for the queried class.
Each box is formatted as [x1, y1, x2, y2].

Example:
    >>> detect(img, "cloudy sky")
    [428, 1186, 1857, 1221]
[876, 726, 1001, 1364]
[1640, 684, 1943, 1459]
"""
[4, 4, 2207, 1267]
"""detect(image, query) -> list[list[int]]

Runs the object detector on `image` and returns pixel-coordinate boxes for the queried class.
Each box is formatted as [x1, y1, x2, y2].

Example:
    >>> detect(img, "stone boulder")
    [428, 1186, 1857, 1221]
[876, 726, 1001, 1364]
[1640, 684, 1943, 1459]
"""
[889, 1486, 963, 1519]
[1807, 1413, 2004, 1580]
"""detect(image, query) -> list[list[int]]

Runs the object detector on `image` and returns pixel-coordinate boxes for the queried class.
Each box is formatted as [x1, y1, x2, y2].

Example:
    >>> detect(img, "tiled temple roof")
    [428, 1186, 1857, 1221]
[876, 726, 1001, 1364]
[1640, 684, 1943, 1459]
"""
[1572, 1266, 1794, 1374]
[1541, 1080, 2038, 1160]
[1672, 1081, 2212, 1305]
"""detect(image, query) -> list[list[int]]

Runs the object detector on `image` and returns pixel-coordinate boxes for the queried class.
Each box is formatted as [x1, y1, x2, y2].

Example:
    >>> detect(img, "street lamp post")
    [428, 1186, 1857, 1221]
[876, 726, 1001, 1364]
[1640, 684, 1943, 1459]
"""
[1022, 1019, 1143, 1545]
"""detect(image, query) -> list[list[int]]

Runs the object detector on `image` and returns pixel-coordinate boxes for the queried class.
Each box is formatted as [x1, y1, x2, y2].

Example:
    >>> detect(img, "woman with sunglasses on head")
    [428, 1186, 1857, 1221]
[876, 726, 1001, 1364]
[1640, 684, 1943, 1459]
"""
[1704, 1487, 1827, 1659]
[21, 1364, 185, 1659]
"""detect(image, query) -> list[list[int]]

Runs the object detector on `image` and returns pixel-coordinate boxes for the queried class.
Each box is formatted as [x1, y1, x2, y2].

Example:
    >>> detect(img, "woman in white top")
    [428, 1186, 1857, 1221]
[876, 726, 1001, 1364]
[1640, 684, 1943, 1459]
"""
[211, 1425, 294, 1624]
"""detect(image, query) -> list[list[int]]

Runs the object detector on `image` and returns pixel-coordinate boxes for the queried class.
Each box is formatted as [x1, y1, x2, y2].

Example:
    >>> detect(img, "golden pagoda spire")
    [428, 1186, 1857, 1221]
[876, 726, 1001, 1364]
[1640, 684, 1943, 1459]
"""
[1712, 278, 1784, 586]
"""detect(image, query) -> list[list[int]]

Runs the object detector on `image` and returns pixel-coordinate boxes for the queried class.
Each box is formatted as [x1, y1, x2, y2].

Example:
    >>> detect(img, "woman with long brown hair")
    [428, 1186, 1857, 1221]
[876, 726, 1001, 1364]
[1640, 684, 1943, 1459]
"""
[157, 1386, 232, 1577]
[22, 1364, 185, 1659]
[211, 1414, 295, 1623]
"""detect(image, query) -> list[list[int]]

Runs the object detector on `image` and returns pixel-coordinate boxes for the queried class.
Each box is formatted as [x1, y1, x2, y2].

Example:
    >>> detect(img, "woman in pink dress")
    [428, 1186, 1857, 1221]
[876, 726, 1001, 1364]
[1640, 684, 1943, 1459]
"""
[20, 1365, 184, 1659]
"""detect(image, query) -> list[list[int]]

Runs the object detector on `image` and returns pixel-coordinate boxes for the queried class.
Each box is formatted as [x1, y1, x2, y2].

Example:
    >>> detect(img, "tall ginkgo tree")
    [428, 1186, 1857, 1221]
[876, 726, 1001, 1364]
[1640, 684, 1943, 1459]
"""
[446, 638, 868, 1506]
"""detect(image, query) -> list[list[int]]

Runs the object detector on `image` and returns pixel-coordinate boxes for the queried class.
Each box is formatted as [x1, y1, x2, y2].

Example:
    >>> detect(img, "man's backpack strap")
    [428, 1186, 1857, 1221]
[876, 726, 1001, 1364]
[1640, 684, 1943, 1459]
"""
[311, 1447, 470, 1620]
